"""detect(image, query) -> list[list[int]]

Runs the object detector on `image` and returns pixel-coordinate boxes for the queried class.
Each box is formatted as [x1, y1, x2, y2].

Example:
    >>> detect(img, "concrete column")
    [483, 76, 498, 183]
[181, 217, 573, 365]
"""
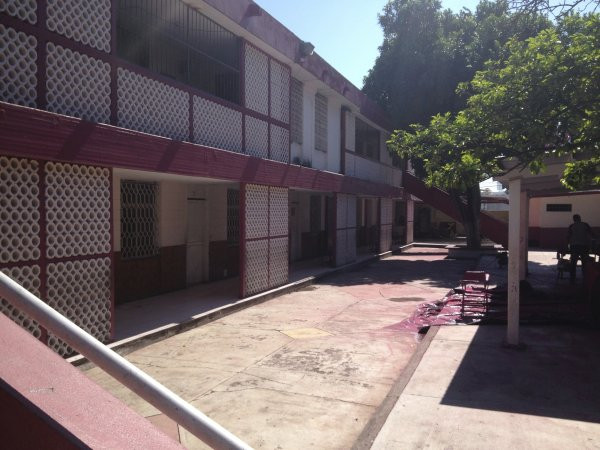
[507, 178, 522, 346]
[519, 191, 529, 280]
[406, 197, 415, 244]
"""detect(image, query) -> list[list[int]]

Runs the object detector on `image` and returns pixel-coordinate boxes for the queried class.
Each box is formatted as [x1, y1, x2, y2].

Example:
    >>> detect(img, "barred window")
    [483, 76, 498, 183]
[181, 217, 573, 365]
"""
[355, 118, 380, 161]
[121, 181, 159, 259]
[314, 93, 328, 152]
[117, 0, 241, 104]
[227, 188, 239, 245]
[291, 78, 303, 144]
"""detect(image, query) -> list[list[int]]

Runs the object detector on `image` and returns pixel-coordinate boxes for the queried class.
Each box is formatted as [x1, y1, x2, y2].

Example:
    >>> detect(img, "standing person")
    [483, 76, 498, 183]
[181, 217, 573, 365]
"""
[567, 214, 594, 283]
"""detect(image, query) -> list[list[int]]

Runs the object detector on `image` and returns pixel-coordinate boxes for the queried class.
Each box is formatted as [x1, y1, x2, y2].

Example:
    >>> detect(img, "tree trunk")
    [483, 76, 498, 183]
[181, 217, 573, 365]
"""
[450, 185, 482, 249]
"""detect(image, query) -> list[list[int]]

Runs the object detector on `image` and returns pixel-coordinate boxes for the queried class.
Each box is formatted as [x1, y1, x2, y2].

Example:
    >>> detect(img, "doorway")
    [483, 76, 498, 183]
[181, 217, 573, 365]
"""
[186, 198, 208, 285]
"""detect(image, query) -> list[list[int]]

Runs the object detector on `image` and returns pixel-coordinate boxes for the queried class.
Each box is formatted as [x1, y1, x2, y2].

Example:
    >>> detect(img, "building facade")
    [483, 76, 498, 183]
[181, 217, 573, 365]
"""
[0, 0, 405, 355]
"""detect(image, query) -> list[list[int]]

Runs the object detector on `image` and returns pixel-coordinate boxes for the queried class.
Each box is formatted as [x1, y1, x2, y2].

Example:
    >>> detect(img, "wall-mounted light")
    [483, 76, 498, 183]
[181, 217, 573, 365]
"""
[299, 41, 315, 58]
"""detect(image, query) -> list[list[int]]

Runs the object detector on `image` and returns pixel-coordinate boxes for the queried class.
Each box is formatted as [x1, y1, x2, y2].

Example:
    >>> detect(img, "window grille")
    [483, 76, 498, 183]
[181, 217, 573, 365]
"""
[314, 93, 328, 152]
[117, 0, 240, 104]
[546, 203, 571, 212]
[290, 78, 303, 144]
[120, 181, 159, 259]
[355, 118, 381, 161]
[227, 189, 239, 245]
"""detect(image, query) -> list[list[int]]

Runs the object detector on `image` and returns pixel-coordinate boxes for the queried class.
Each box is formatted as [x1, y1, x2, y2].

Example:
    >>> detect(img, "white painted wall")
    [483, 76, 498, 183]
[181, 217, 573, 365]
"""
[530, 193, 600, 228]
[207, 184, 228, 242]
[160, 181, 188, 247]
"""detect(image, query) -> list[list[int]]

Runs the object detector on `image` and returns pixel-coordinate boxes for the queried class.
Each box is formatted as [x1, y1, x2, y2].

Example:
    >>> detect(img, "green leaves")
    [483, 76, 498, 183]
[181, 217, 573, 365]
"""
[364, 0, 549, 131]
[389, 14, 599, 192]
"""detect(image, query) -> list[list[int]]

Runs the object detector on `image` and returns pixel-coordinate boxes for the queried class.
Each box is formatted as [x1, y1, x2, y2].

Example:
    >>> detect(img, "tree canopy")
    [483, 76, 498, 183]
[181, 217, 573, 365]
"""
[389, 14, 600, 191]
[363, 0, 549, 130]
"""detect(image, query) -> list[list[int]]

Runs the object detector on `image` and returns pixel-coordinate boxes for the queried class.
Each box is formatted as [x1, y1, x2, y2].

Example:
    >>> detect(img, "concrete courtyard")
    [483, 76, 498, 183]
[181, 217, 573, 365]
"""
[83, 247, 600, 449]
[85, 248, 473, 448]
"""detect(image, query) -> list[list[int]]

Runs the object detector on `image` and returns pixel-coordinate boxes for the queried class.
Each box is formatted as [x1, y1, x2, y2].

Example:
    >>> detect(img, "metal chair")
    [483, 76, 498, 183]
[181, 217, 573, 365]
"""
[460, 271, 490, 318]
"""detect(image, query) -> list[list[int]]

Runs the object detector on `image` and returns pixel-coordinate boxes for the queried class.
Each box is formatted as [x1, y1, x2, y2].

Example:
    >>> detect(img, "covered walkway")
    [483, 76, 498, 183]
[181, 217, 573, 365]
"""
[107, 252, 386, 344]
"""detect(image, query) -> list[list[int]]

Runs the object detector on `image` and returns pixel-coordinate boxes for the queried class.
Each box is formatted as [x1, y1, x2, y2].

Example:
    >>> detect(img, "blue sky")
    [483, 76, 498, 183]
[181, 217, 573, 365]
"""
[256, 0, 480, 88]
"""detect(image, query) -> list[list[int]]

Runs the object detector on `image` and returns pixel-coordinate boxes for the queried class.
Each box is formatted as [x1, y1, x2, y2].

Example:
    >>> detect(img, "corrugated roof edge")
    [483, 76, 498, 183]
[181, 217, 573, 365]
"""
[201, 0, 393, 132]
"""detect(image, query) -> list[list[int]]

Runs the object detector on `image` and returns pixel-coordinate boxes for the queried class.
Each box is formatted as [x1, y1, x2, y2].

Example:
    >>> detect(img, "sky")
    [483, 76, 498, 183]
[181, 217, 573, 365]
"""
[256, 0, 480, 88]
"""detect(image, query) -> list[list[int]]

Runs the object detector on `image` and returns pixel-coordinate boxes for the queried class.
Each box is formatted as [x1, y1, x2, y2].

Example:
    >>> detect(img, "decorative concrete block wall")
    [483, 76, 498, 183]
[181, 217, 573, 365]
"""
[0, 157, 113, 357]
[117, 68, 189, 141]
[0, 0, 37, 24]
[0, 24, 37, 107]
[244, 44, 269, 116]
[46, 0, 111, 52]
[245, 116, 269, 159]
[270, 59, 290, 124]
[380, 198, 393, 253]
[242, 184, 289, 296]
[193, 96, 243, 153]
[46, 43, 111, 124]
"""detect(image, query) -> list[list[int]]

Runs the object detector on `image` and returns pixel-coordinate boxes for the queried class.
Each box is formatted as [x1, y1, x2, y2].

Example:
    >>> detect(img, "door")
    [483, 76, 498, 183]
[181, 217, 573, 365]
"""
[186, 199, 208, 285]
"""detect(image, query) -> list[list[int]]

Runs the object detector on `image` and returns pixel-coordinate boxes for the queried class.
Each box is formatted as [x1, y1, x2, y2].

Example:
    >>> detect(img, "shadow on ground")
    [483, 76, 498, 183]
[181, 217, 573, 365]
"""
[441, 325, 600, 424]
[323, 252, 478, 290]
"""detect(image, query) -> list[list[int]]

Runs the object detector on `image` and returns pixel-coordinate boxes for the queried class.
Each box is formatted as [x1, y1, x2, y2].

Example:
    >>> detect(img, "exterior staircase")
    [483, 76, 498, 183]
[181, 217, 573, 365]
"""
[403, 172, 508, 247]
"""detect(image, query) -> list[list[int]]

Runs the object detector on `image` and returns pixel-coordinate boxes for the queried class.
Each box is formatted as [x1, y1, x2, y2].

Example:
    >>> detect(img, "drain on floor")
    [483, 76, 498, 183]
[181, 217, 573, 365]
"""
[388, 297, 426, 302]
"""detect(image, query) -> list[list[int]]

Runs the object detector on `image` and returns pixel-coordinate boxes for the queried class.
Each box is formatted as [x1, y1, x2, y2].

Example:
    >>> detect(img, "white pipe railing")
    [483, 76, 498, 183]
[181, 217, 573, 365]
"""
[0, 272, 252, 450]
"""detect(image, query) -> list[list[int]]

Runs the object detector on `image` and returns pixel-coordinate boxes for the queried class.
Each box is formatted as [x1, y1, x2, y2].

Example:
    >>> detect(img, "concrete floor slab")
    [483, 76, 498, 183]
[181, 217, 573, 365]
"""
[129, 323, 293, 372]
[257, 333, 417, 386]
[372, 324, 600, 449]
[187, 387, 374, 450]
[402, 338, 469, 398]
[280, 327, 333, 339]
[83, 250, 478, 448]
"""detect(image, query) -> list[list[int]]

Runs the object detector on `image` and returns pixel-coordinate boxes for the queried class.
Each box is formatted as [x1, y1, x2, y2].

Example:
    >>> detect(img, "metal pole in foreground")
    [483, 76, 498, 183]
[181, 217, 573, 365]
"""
[0, 272, 252, 450]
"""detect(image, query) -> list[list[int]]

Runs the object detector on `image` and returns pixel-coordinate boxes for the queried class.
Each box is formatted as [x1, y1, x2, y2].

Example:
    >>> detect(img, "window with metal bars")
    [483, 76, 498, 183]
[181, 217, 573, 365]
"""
[290, 78, 303, 144]
[314, 93, 328, 152]
[355, 118, 381, 161]
[120, 181, 159, 259]
[117, 0, 241, 104]
[227, 189, 239, 245]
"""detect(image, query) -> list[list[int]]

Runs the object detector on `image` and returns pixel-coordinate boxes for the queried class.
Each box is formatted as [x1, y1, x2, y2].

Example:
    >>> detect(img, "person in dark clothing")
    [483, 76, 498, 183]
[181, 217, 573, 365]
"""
[567, 214, 594, 283]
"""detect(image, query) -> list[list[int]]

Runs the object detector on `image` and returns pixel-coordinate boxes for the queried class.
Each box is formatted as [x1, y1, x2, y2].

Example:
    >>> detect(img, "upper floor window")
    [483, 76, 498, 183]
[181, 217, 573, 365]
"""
[117, 0, 240, 104]
[355, 118, 380, 161]
[315, 93, 328, 152]
[291, 78, 303, 144]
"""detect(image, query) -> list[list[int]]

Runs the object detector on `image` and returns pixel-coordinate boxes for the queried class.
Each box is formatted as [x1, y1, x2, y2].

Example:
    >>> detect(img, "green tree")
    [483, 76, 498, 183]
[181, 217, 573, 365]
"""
[363, 0, 549, 130]
[389, 14, 600, 247]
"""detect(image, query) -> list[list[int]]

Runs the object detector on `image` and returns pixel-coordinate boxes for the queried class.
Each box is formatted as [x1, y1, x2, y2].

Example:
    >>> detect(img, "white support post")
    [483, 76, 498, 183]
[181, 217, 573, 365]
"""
[519, 191, 529, 280]
[507, 178, 522, 346]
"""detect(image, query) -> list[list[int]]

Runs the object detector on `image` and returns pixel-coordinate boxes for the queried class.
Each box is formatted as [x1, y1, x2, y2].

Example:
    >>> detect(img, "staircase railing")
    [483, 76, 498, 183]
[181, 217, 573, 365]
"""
[0, 272, 252, 450]
[403, 172, 508, 247]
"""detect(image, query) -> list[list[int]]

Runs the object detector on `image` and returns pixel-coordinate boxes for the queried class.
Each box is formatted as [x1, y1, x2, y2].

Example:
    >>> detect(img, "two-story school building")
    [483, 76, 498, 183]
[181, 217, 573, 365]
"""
[0, 0, 408, 355]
